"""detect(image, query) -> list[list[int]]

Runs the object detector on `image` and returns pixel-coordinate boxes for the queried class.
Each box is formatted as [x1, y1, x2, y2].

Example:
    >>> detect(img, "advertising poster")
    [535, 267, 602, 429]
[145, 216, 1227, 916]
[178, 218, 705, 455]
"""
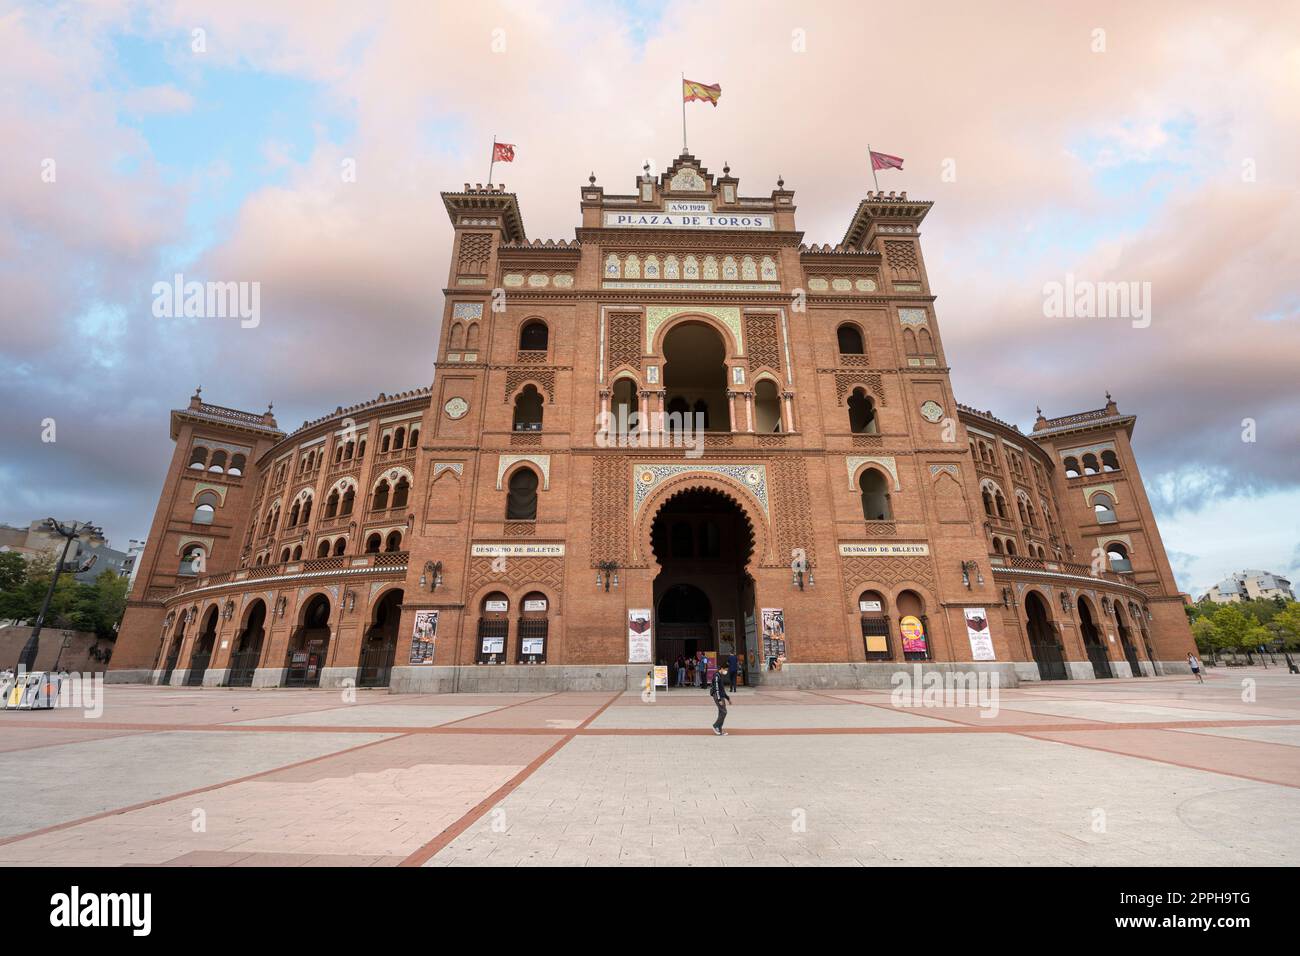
[761, 607, 786, 664]
[628, 609, 652, 663]
[653, 665, 668, 689]
[718, 618, 736, 655]
[963, 608, 995, 661]
[900, 615, 927, 655]
[410, 609, 439, 664]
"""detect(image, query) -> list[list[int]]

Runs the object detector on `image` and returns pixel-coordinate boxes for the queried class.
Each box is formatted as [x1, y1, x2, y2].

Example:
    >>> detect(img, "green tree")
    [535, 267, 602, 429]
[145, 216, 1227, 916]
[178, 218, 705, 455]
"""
[1210, 605, 1270, 663]
[1271, 602, 1300, 651]
[0, 552, 27, 592]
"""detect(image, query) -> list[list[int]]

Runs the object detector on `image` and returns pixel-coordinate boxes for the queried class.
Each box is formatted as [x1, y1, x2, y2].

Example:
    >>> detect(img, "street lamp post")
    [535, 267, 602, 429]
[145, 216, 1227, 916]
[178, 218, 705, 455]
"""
[15, 519, 100, 673]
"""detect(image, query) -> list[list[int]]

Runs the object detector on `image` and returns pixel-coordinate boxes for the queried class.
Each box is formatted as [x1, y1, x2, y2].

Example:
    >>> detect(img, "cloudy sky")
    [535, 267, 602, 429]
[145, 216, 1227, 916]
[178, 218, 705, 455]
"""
[1, 0, 1296, 598]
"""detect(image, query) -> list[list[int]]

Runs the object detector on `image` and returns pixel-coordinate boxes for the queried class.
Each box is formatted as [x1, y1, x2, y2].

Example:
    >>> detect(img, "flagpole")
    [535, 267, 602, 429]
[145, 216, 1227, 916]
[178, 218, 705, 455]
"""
[488, 135, 496, 186]
[868, 142, 879, 193]
[681, 73, 687, 154]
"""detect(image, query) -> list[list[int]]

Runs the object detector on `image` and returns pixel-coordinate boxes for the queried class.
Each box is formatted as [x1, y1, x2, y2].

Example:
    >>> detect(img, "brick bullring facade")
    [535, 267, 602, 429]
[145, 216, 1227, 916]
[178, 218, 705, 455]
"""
[111, 153, 1195, 691]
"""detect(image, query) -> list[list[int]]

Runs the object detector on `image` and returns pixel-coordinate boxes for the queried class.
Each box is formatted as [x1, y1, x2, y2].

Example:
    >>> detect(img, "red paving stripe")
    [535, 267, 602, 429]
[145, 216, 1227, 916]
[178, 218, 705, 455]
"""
[398, 692, 622, 867]
[1015, 729, 1300, 790]
[0, 732, 411, 848]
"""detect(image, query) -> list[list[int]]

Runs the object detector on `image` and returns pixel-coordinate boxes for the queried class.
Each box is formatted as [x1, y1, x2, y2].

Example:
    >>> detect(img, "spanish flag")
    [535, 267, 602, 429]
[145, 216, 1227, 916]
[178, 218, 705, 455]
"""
[683, 78, 722, 107]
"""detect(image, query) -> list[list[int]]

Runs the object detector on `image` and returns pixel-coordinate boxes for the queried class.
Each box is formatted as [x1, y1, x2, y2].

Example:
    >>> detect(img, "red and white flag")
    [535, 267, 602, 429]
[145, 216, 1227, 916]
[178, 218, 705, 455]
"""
[493, 142, 516, 163]
[869, 149, 904, 171]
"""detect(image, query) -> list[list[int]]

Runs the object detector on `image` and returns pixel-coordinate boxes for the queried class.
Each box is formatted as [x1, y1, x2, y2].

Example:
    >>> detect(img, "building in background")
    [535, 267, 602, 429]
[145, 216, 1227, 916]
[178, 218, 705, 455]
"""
[1202, 570, 1295, 604]
[111, 152, 1196, 691]
[0, 519, 136, 584]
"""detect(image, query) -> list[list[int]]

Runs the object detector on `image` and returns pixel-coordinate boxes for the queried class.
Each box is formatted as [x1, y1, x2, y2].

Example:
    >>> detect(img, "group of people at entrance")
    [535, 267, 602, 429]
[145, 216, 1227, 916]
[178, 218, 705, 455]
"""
[672, 652, 739, 692]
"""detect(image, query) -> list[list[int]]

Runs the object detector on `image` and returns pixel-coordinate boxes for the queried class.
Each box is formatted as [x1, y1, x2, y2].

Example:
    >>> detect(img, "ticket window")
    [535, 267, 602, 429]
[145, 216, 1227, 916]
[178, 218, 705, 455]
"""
[859, 590, 892, 661]
[897, 589, 932, 662]
[517, 592, 549, 664]
[477, 593, 510, 664]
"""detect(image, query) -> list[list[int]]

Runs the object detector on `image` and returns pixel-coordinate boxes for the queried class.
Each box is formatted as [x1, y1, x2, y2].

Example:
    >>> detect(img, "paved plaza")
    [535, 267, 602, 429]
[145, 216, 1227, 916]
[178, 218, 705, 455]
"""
[1, 668, 1297, 866]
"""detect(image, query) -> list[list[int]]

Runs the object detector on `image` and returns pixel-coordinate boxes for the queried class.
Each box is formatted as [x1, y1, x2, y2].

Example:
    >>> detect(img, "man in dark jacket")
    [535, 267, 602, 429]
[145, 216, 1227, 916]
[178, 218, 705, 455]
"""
[710, 664, 731, 735]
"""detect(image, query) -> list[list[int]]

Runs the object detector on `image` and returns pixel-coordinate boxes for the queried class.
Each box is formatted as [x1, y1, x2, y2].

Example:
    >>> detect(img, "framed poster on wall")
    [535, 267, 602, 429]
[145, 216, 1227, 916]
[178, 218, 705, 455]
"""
[409, 609, 438, 664]
[628, 609, 652, 663]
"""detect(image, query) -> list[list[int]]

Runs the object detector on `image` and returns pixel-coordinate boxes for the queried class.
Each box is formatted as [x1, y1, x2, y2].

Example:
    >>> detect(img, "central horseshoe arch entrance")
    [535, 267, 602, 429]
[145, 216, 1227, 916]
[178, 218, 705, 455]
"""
[649, 486, 757, 685]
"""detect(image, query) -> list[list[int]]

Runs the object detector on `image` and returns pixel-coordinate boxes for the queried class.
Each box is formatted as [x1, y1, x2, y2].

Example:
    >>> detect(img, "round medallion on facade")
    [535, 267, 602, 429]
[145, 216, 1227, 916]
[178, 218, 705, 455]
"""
[745, 469, 761, 485]
[639, 469, 655, 485]
[444, 397, 469, 420]
[920, 400, 945, 423]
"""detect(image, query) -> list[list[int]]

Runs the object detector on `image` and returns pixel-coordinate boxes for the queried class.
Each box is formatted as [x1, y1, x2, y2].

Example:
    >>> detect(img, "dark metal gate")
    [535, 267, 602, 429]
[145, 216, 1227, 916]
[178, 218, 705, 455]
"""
[185, 650, 212, 686]
[225, 646, 262, 686]
[516, 618, 548, 664]
[1030, 642, 1069, 681]
[1085, 644, 1113, 679]
[476, 618, 509, 664]
[160, 641, 182, 685]
[357, 640, 396, 687]
[860, 617, 892, 661]
[283, 637, 328, 687]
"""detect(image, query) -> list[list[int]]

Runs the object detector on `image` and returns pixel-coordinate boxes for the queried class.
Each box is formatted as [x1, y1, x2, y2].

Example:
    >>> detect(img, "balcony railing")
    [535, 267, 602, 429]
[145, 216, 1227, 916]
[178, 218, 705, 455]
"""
[992, 554, 1135, 587]
[169, 551, 409, 599]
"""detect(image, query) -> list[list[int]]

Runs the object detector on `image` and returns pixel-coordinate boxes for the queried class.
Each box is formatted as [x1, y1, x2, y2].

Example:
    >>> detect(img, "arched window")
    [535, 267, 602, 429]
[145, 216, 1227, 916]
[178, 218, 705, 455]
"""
[392, 476, 410, 509]
[357, 438, 366, 459]
[372, 480, 390, 511]
[365, 533, 381, 554]
[288, 501, 301, 526]
[995, 492, 1007, 518]
[333, 537, 347, 556]
[612, 378, 639, 435]
[408, 427, 419, 448]
[1101, 450, 1120, 472]
[381, 433, 391, 453]
[1017, 499, 1029, 525]
[506, 468, 539, 520]
[1082, 453, 1100, 475]
[179, 544, 204, 575]
[513, 385, 544, 431]
[393, 427, 405, 450]
[335, 443, 345, 463]
[280, 547, 291, 563]
[982, 489, 994, 516]
[192, 492, 219, 525]
[292, 545, 303, 560]
[341, 487, 355, 516]
[859, 469, 893, 521]
[859, 590, 891, 660]
[754, 380, 782, 433]
[317, 540, 331, 558]
[450, 323, 466, 349]
[208, 450, 227, 473]
[848, 388, 877, 434]
[992, 537, 1004, 554]
[188, 447, 208, 470]
[229, 454, 245, 476]
[1006, 539, 1017, 556]
[1063, 456, 1081, 478]
[1107, 543, 1132, 572]
[385, 530, 402, 552]
[519, 321, 549, 351]
[325, 490, 339, 518]
[837, 324, 864, 355]
[300, 496, 312, 524]
[1092, 493, 1117, 524]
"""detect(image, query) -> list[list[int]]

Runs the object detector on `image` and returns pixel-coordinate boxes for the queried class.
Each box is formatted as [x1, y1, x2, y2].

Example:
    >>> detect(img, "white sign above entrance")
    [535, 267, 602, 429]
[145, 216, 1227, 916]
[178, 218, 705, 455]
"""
[838, 543, 931, 556]
[471, 543, 566, 557]
[603, 207, 774, 231]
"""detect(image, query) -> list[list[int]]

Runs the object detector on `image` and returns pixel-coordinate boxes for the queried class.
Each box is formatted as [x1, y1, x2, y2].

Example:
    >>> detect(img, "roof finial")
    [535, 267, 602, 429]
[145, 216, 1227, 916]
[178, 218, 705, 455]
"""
[723, 161, 730, 176]
[1105, 390, 1112, 402]
[588, 171, 596, 185]
[777, 173, 784, 189]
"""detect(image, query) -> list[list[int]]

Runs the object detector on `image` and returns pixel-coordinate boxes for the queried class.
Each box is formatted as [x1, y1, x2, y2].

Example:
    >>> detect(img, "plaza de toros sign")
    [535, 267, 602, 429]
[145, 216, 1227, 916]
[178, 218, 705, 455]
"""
[604, 200, 773, 231]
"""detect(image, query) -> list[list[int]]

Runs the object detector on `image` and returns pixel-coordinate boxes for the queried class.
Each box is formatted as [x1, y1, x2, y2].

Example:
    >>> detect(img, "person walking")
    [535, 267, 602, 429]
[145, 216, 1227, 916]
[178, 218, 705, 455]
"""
[675, 655, 687, 688]
[697, 652, 707, 687]
[710, 662, 732, 735]
[727, 652, 738, 692]
[1187, 652, 1204, 684]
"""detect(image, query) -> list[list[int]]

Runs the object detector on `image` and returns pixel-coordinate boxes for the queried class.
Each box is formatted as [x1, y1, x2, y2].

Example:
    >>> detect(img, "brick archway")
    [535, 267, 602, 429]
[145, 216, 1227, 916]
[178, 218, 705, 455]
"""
[633, 472, 771, 567]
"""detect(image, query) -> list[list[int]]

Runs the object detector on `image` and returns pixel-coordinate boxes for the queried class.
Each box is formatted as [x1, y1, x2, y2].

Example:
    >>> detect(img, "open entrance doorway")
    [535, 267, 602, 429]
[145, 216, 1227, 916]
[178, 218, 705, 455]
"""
[185, 606, 218, 686]
[226, 599, 266, 686]
[284, 594, 331, 687]
[650, 487, 755, 686]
